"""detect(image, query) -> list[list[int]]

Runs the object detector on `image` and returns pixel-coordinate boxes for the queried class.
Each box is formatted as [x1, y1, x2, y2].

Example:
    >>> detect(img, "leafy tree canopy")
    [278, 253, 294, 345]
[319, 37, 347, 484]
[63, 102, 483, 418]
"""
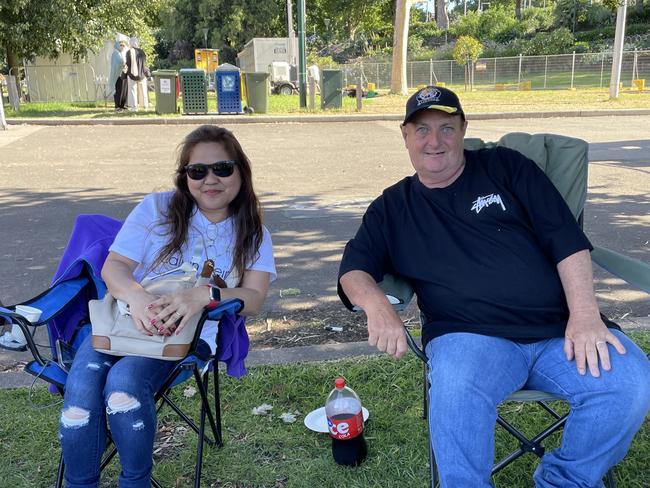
[1, 0, 162, 65]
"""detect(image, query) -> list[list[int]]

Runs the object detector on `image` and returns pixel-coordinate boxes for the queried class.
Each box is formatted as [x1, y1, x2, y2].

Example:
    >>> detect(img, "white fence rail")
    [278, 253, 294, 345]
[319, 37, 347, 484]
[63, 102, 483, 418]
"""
[339, 49, 650, 90]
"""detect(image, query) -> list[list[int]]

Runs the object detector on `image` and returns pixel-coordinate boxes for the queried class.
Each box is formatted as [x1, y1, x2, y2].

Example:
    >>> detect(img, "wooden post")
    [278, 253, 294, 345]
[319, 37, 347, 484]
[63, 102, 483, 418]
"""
[356, 73, 363, 111]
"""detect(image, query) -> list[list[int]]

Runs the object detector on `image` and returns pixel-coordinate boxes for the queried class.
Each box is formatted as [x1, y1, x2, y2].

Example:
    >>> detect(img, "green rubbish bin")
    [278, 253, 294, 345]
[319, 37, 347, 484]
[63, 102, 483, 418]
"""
[321, 69, 343, 109]
[244, 72, 270, 114]
[179, 68, 207, 114]
[152, 70, 178, 115]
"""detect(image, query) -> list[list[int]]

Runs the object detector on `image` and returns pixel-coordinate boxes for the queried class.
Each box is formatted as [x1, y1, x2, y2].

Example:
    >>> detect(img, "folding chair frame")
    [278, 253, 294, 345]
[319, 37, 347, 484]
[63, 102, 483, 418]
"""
[404, 325, 617, 488]
[1, 275, 242, 488]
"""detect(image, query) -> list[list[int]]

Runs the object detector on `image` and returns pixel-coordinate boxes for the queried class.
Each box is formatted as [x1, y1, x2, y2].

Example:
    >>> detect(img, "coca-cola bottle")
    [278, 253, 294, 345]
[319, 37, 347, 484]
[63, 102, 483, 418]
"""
[325, 377, 368, 466]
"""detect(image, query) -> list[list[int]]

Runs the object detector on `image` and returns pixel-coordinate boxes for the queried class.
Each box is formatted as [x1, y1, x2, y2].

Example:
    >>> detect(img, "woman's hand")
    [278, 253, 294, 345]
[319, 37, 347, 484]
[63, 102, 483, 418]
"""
[128, 290, 162, 336]
[148, 286, 211, 336]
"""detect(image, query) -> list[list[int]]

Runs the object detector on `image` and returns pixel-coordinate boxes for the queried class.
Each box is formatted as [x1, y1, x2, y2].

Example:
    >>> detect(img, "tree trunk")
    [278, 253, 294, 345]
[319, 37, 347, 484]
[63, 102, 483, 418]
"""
[391, 0, 412, 95]
[5, 46, 23, 98]
[515, 0, 522, 20]
[436, 0, 449, 29]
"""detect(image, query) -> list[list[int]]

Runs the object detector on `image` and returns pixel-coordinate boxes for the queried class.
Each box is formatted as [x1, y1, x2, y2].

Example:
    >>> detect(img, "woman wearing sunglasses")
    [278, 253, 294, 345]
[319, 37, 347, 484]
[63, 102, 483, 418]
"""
[59, 125, 275, 488]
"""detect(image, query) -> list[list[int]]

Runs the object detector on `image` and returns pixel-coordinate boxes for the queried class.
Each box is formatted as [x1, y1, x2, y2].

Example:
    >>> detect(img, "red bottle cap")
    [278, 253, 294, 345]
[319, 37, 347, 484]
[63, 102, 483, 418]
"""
[335, 377, 346, 389]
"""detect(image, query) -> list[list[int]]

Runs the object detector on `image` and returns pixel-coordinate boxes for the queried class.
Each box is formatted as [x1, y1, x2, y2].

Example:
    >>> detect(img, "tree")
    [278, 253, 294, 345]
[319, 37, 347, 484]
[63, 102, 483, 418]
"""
[1, 0, 161, 93]
[158, 0, 287, 65]
[309, 0, 393, 42]
[436, 0, 450, 28]
[452, 35, 483, 91]
[391, 0, 413, 95]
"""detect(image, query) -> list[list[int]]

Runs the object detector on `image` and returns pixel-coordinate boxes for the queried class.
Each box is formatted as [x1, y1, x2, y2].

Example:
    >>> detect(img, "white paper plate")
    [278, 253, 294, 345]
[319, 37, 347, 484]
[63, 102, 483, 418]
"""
[304, 406, 369, 433]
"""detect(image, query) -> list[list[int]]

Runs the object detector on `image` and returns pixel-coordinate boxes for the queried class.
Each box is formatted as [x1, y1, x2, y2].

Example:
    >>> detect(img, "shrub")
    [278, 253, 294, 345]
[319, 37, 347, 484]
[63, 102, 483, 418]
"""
[520, 27, 575, 55]
[520, 7, 555, 32]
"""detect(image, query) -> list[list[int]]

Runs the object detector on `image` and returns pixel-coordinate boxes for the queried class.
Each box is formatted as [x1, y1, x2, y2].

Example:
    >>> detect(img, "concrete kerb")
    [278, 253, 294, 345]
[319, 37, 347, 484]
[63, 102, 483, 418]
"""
[2, 317, 649, 390]
[6, 108, 650, 126]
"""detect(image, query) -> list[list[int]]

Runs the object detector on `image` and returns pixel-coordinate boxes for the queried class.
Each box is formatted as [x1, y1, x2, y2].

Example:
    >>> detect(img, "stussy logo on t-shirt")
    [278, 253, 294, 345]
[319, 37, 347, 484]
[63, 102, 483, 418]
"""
[471, 193, 506, 214]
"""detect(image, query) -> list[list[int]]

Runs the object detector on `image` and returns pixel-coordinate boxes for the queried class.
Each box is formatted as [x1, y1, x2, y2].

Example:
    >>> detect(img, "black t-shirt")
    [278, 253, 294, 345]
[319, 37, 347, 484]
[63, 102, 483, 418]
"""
[339, 146, 594, 347]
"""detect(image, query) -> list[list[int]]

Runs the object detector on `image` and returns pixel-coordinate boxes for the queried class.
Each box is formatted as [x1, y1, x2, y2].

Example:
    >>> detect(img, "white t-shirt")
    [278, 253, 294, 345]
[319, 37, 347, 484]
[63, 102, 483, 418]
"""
[109, 191, 276, 351]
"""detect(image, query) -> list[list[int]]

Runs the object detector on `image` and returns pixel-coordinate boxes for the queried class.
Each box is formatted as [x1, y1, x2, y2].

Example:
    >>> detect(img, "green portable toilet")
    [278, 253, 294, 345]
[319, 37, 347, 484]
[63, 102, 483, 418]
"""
[244, 72, 270, 114]
[152, 70, 178, 115]
[179, 68, 208, 114]
[321, 69, 343, 109]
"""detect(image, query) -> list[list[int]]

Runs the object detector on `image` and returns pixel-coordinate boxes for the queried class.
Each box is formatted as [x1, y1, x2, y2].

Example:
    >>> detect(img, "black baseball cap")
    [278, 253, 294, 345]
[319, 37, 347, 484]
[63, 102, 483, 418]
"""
[403, 85, 464, 125]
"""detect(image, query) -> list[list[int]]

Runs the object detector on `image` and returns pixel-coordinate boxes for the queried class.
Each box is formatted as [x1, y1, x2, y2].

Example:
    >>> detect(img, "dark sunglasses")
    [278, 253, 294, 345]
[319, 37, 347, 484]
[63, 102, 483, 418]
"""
[185, 160, 237, 180]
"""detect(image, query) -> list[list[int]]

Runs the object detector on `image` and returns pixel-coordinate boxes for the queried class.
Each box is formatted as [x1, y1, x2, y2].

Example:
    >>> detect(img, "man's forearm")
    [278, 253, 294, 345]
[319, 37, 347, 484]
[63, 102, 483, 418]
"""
[339, 270, 392, 312]
[557, 249, 599, 316]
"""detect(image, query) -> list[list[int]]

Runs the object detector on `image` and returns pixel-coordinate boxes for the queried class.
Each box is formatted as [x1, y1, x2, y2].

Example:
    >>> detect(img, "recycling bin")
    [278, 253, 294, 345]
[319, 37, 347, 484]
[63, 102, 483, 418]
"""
[215, 63, 242, 114]
[179, 68, 207, 114]
[321, 69, 343, 109]
[152, 70, 178, 115]
[244, 72, 269, 114]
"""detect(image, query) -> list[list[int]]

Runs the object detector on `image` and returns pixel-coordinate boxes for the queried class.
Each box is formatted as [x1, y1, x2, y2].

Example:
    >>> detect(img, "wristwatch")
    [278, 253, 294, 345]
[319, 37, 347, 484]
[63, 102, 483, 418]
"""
[204, 285, 221, 309]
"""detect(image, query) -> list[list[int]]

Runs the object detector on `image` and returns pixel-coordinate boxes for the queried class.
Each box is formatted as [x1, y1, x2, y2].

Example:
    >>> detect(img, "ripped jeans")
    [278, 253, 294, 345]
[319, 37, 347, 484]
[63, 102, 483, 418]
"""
[59, 334, 178, 488]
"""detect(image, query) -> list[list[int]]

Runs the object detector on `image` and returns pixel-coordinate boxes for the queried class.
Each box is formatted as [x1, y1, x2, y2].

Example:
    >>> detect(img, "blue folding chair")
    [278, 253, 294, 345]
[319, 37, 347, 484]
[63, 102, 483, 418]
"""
[0, 215, 247, 488]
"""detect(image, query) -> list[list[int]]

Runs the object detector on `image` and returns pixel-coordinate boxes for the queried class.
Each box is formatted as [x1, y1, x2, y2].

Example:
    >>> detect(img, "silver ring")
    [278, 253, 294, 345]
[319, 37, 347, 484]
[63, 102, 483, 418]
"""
[174, 311, 182, 318]
[596, 341, 606, 346]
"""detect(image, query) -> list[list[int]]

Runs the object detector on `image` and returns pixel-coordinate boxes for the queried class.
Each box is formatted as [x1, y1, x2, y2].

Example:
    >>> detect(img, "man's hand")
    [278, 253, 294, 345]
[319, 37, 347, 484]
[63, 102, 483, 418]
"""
[339, 270, 408, 359]
[366, 307, 408, 359]
[564, 312, 626, 377]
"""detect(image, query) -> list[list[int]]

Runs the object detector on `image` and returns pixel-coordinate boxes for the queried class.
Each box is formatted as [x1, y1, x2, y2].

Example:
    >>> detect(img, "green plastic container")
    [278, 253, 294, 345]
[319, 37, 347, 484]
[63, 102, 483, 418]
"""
[244, 72, 270, 114]
[321, 69, 343, 109]
[152, 70, 178, 115]
[179, 69, 207, 114]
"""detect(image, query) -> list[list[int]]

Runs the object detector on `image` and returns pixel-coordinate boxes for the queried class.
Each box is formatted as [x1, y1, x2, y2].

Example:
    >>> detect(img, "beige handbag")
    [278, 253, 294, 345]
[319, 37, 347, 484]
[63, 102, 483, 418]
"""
[89, 264, 202, 361]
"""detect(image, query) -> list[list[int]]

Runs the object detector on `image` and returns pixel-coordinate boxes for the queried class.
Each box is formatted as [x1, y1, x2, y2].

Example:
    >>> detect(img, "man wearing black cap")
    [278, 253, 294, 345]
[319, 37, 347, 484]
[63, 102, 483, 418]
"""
[337, 86, 650, 487]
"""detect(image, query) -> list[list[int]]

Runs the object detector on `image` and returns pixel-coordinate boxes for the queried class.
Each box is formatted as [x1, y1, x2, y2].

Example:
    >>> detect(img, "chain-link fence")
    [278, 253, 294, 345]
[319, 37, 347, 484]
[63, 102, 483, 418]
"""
[339, 49, 650, 91]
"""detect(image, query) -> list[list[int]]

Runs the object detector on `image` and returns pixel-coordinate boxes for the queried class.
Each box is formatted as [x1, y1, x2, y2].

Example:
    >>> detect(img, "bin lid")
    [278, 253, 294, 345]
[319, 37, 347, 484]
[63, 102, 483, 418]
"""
[244, 72, 270, 80]
[152, 70, 178, 76]
[216, 63, 240, 72]
[179, 68, 205, 73]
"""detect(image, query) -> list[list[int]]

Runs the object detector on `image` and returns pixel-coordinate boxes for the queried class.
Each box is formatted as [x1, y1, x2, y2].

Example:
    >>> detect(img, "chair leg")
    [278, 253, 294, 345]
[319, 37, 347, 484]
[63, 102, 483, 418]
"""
[213, 364, 223, 446]
[422, 362, 428, 420]
[56, 452, 65, 488]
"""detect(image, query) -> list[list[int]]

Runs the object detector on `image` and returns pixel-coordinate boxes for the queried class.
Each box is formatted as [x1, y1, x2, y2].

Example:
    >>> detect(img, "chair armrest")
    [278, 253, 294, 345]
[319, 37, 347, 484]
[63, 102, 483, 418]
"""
[348, 274, 415, 313]
[591, 246, 650, 295]
[206, 298, 244, 320]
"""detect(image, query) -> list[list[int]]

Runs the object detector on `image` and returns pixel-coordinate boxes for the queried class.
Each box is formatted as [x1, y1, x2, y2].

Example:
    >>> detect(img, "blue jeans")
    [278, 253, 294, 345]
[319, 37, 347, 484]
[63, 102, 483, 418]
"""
[59, 335, 178, 488]
[425, 330, 650, 488]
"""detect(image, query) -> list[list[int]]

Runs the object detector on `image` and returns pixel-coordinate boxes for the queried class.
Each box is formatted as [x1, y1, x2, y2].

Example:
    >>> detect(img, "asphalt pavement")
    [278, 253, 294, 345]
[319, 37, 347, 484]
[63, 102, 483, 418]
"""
[1, 112, 649, 387]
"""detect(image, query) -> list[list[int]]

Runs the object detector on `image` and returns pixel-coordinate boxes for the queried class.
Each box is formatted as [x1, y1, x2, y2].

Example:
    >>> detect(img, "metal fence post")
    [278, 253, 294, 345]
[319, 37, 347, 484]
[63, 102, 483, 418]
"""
[570, 51, 576, 89]
[544, 56, 548, 89]
[518, 54, 523, 83]
[493, 57, 497, 86]
[450, 60, 453, 85]
[430, 59, 433, 85]
[600, 56, 605, 88]
[376, 63, 380, 89]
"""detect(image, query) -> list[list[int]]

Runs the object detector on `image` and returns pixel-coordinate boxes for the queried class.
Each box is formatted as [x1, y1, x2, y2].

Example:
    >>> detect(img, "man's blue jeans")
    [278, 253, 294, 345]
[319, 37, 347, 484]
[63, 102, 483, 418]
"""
[59, 335, 178, 488]
[425, 330, 650, 488]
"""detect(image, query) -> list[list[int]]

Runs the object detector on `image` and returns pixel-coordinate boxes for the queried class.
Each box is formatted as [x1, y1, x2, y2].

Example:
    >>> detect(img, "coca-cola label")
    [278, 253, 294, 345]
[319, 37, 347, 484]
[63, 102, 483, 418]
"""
[327, 412, 364, 440]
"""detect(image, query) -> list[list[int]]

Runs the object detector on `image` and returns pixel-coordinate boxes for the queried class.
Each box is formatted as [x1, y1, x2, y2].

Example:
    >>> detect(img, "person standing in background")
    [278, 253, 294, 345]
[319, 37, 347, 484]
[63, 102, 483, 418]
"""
[108, 34, 129, 111]
[126, 37, 150, 111]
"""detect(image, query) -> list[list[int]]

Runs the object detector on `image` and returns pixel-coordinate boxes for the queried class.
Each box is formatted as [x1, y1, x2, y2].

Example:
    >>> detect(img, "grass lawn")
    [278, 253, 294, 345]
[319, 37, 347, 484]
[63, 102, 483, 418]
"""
[3, 86, 649, 119]
[0, 331, 648, 488]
